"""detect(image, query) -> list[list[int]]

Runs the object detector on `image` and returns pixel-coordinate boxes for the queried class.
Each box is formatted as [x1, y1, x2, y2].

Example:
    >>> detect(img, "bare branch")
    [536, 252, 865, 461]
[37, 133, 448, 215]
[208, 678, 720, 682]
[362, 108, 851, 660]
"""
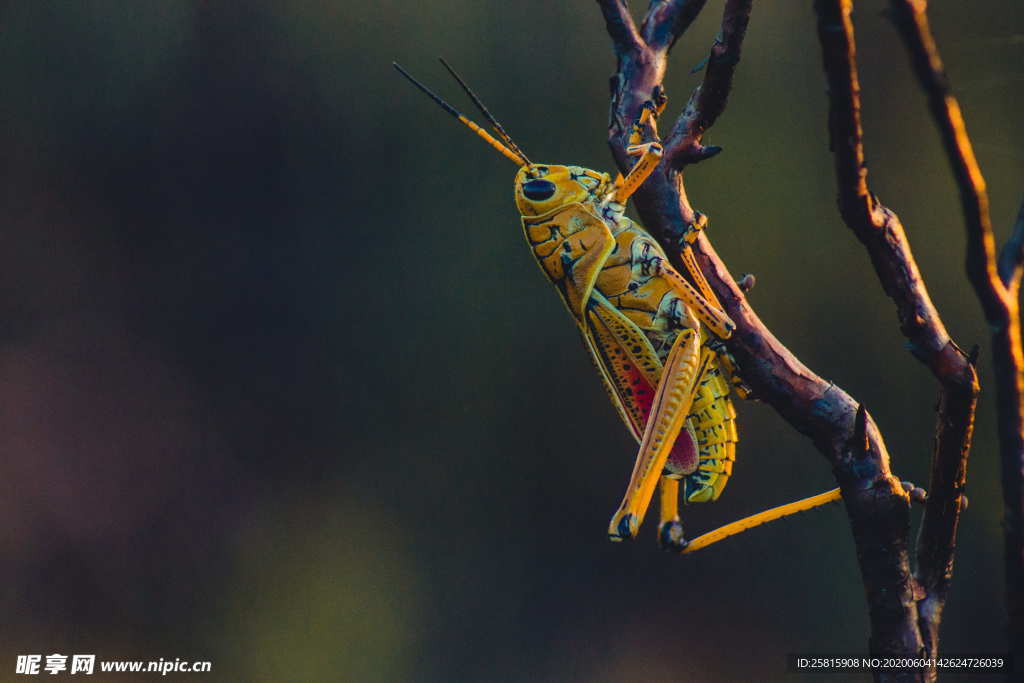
[664, 0, 752, 168]
[641, 0, 709, 52]
[596, 0, 643, 55]
[889, 0, 1024, 663]
[888, 0, 1005, 325]
[915, 360, 976, 672]
[816, 1, 979, 671]
[691, 234, 925, 671]
[998, 200, 1024, 290]
[816, 0, 869, 219]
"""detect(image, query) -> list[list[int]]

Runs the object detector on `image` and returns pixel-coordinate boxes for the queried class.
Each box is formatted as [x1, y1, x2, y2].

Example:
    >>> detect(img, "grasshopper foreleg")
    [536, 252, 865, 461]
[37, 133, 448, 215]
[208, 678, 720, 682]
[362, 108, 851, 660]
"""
[607, 103, 665, 206]
[706, 337, 754, 400]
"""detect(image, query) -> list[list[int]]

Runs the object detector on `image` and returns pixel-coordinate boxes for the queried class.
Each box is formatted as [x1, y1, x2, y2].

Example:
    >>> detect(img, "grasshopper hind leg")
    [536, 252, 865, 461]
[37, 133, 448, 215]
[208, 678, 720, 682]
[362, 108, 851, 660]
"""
[607, 330, 703, 542]
[657, 353, 741, 551]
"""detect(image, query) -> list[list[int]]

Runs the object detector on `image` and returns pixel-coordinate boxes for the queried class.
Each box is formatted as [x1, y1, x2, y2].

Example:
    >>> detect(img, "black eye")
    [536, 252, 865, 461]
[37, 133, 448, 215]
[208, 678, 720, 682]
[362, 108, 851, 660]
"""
[522, 179, 556, 201]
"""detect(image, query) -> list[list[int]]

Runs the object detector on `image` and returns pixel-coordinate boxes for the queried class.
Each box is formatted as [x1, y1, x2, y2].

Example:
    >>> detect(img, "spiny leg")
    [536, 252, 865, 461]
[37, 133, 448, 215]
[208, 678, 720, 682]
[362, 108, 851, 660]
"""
[681, 488, 843, 554]
[706, 336, 753, 400]
[629, 99, 665, 143]
[607, 103, 664, 205]
[678, 221, 720, 308]
[608, 328, 704, 541]
[676, 214, 753, 394]
[608, 144, 662, 205]
[678, 480, 933, 555]
[656, 259, 735, 339]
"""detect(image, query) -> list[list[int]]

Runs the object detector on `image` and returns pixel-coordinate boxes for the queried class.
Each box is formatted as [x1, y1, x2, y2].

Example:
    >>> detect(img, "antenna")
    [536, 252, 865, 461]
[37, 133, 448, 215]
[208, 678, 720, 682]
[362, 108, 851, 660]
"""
[393, 62, 527, 167]
[437, 57, 532, 166]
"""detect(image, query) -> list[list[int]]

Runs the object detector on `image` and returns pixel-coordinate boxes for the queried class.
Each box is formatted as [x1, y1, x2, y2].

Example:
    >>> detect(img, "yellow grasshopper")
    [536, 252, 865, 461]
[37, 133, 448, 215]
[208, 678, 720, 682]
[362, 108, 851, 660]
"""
[396, 60, 843, 552]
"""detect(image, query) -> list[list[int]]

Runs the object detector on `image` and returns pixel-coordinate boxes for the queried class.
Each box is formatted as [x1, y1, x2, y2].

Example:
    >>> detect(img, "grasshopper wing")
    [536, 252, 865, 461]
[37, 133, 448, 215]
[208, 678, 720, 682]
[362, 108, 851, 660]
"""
[522, 203, 616, 323]
[522, 204, 699, 474]
[585, 293, 700, 476]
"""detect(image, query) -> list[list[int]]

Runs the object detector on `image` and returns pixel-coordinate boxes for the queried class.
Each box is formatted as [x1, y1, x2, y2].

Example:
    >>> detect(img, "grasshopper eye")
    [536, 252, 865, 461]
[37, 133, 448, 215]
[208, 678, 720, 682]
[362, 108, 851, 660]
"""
[522, 179, 556, 201]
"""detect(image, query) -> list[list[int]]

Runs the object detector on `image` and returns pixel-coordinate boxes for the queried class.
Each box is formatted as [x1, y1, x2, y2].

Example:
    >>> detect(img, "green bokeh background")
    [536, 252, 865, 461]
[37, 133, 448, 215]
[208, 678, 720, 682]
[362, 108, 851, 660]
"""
[0, 2, 1021, 681]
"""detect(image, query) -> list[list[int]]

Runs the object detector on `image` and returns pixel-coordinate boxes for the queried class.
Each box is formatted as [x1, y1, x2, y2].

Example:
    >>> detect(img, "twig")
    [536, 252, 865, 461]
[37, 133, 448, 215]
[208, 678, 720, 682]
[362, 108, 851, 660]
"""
[815, 1, 978, 674]
[664, 0, 752, 167]
[597, 0, 642, 54]
[889, 0, 1024, 665]
[888, 0, 1002, 322]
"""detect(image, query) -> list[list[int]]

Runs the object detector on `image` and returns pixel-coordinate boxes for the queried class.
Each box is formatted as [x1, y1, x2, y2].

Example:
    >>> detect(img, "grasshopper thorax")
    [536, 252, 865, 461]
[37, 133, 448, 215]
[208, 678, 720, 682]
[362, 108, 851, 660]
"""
[514, 164, 611, 217]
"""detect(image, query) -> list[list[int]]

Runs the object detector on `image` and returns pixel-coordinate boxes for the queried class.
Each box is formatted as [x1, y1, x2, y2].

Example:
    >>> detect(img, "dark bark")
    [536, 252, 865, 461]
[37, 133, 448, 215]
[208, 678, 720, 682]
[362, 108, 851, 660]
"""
[815, 1, 979, 677]
[692, 234, 925, 682]
[888, 0, 1024, 671]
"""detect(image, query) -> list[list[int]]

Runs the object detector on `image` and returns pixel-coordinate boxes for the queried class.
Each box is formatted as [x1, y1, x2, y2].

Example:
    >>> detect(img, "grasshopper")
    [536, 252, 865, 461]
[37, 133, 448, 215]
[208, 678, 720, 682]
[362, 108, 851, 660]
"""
[396, 60, 844, 552]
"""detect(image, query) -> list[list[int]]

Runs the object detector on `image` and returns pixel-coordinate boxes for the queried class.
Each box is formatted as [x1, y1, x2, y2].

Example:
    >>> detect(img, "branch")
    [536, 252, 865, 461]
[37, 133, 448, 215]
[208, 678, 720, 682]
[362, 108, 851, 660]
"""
[641, 0, 709, 52]
[889, 0, 1024, 663]
[815, 1, 978, 671]
[888, 0, 1005, 325]
[692, 234, 925, 672]
[664, 0, 752, 168]
[597, 0, 642, 55]
[601, 1, 926, 670]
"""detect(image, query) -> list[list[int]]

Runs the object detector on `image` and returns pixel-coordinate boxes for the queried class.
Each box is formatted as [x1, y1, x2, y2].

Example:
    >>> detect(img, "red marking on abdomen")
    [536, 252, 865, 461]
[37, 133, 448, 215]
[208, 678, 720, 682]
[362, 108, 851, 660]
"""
[619, 362, 698, 474]
[665, 428, 698, 475]
[617, 361, 655, 437]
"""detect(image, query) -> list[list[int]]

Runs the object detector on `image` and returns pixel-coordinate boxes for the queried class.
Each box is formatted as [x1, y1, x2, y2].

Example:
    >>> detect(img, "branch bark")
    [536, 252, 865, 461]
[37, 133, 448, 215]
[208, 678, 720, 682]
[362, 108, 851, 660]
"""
[641, 0, 708, 52]
[815, 2, 978, 676]
[888, 0, 1024, 667]
[598, 0, 642, 54]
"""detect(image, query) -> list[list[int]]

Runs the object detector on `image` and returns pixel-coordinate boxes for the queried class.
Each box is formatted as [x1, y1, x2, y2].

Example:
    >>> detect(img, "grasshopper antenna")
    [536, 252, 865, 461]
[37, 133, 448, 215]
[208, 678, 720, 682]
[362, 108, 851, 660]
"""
[393, 62, 527, 167]
[437, 57, 532, 166]
[681, 487, 843, 554]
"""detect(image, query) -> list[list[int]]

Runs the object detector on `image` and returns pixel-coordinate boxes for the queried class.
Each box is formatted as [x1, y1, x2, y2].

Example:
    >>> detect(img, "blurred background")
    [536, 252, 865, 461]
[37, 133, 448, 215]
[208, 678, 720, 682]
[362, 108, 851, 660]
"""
[0, 1, 1020, 681]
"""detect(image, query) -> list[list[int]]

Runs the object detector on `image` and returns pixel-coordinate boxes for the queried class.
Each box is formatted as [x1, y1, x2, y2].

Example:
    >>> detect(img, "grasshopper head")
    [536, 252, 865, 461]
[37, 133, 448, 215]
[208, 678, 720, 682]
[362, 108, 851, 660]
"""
[515, 164, 611, 217]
